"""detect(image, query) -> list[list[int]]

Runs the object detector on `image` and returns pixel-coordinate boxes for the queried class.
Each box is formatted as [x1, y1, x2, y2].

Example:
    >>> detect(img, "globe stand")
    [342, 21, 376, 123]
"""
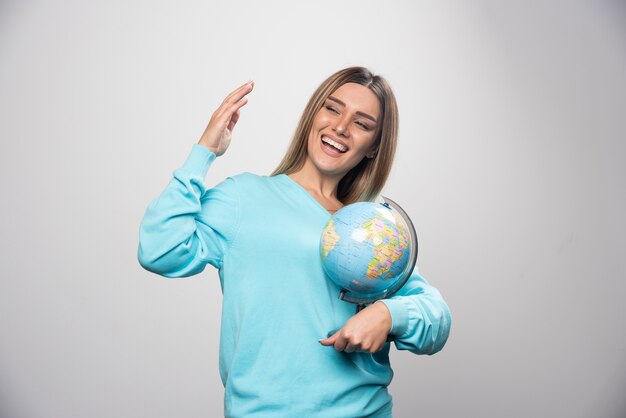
[338, 290, 368, 313]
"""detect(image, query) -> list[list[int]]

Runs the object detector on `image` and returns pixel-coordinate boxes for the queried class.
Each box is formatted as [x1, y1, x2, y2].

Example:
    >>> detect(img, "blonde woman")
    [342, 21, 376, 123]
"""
[138, 67, 451, 417]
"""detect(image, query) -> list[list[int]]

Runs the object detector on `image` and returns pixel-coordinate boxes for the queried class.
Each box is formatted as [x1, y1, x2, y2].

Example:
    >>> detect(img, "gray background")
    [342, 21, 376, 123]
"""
[1, 1, 625, 417]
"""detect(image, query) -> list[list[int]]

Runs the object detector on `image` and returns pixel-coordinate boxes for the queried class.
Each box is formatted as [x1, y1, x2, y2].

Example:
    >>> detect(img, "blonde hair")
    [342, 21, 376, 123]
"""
[270, 67, 399, 204]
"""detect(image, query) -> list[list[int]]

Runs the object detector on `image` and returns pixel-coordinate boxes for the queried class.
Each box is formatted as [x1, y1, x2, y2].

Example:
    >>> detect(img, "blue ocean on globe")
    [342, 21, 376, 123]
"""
[319, 201, 413, 301]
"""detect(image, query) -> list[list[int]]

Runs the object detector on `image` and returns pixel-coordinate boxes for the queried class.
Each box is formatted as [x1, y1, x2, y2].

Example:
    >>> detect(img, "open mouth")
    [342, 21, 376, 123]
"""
[321, 136, 348, 153]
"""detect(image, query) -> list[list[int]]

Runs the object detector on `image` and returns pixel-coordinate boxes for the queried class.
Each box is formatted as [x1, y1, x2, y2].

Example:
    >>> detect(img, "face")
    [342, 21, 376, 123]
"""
[305, 82, 380, 179]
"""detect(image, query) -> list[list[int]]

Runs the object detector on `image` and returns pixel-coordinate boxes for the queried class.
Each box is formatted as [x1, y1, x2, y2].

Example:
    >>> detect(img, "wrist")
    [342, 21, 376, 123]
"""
[197, 140, 218, 155]
[374, 301, 393, 334]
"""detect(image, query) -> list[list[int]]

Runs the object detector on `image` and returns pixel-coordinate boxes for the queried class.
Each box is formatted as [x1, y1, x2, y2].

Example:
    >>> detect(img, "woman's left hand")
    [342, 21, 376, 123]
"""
[319, 302, 392, 353]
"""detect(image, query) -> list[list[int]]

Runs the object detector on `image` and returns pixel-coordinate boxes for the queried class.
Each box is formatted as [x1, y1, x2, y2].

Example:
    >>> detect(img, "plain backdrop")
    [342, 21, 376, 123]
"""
[1, 1, 625, 417]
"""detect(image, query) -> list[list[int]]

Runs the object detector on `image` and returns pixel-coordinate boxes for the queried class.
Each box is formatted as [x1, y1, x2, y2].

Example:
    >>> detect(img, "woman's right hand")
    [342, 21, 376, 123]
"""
[198, 80, 254, 156]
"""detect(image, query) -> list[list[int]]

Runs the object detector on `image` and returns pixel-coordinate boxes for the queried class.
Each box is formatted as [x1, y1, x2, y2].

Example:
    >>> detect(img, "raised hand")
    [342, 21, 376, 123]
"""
[198, 80, 254, 156]
[319, 301, 392, 353]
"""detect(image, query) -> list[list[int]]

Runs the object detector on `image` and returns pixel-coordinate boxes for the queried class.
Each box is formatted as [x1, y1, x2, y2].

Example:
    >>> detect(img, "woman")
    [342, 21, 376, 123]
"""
[138, 67, 451, 417]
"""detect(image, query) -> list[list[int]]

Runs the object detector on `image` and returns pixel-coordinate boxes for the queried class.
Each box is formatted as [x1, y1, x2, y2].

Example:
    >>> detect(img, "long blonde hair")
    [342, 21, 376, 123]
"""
[270, 67, 399, 204]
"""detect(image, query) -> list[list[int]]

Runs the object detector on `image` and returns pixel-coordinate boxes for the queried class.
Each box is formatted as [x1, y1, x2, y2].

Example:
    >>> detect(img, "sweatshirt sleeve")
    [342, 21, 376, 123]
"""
[378, 266, 451, 355]
[137, 144, 240, 277]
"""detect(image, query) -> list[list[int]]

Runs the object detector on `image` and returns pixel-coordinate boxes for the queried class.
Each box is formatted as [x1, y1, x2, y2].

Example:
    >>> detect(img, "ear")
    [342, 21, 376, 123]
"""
[366, 146, 378, 159]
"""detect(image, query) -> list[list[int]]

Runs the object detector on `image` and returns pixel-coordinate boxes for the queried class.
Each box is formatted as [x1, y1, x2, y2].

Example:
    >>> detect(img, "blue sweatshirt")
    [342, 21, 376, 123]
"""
[137, 144, 451, 417]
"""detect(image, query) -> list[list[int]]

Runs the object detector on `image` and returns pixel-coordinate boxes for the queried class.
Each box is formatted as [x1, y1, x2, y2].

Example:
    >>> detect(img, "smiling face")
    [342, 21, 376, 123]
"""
[305, 82, 381, 179]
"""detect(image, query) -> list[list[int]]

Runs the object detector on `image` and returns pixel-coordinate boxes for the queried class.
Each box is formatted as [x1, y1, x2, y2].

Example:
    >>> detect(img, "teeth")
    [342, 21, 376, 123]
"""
[322, 136, 347, 152]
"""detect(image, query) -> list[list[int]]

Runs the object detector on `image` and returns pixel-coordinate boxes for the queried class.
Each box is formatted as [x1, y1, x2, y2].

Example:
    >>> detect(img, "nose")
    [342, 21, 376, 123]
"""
[333, 114, 350, 137]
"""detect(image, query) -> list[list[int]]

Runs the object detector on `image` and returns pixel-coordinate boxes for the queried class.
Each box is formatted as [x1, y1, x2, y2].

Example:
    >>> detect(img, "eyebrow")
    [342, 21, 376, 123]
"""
[327, 96, 378, 123]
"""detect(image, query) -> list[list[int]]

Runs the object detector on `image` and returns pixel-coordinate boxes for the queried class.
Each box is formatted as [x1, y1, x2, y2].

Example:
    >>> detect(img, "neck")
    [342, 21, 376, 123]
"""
[287, 160, 343, 201]
[286, 160, 346, 213]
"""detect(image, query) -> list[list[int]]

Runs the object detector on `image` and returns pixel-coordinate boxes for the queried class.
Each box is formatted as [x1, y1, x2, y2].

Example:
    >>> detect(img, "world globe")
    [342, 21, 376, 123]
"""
[319, 196, 418, 307]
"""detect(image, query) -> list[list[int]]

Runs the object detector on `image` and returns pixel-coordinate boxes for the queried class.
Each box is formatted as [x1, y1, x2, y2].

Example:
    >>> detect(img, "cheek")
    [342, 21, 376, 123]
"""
[307, 130, 321, 153]
[355, 133, 377, 152]
[312, 110, 334, 127]
[311, 120, 324, 132]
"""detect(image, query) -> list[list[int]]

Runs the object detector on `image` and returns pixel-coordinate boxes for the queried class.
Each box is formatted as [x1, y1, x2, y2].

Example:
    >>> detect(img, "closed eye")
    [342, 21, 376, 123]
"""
[325, 105, 339, 114]
[355, 121, 371, 130]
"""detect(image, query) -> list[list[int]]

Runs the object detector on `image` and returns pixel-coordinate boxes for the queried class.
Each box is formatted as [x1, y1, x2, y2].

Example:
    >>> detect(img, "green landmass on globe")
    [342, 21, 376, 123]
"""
[362, 215, 408, 280]
[320, 219, 340, 262]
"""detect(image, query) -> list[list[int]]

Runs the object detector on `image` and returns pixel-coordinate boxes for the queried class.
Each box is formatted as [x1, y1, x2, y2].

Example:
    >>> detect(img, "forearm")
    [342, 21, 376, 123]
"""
[137, 145, 238, 277]
[379, 268, 452, 355]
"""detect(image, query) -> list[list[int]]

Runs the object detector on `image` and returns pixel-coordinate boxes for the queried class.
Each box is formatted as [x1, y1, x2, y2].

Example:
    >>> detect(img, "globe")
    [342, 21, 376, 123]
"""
[319, 196, 418, 306]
